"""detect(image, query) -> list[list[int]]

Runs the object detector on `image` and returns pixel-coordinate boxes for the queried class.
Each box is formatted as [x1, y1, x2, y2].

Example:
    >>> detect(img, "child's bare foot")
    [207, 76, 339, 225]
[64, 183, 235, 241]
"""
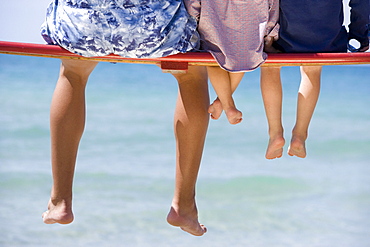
[225, 107, 242, 124]
[208, 98, 223, 120]
[288, 136, 307, 158]
[167, 205, 207, 236]
[42, 199, 74, 224]
[265, 135, 285, 159]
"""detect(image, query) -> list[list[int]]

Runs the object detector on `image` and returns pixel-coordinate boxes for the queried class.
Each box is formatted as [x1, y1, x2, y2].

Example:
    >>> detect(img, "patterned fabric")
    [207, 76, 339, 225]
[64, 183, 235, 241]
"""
[185, 0, 279, 72]
[41, 0, 199, 58]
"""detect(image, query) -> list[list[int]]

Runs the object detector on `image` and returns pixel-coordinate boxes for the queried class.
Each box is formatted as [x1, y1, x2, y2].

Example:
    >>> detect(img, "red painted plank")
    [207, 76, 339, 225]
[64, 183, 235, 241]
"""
[1, 41, 369, 69]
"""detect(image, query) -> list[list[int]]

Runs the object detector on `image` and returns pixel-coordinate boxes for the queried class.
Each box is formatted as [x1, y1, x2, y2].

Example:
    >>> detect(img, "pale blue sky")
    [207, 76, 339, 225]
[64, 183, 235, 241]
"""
[0, 0, 51, 43]
[0, 0, 352, 44]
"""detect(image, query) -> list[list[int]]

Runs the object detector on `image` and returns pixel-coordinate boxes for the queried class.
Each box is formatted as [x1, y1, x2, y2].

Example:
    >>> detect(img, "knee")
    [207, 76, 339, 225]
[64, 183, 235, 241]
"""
[261, 66, 281, 76]
[172, 66, 208, 85]
[60, 59, 98, 87]
[300, 65, 322, 74]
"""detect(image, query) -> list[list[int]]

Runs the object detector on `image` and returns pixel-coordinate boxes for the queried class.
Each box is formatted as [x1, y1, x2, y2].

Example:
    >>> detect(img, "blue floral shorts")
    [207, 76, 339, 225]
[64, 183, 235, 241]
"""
[41, 0, 199, 58]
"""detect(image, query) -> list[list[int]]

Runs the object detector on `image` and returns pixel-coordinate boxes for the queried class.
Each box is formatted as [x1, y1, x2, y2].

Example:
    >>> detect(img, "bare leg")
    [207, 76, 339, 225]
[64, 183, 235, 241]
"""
[260, 66, 285, 159]
[42, 59, 98, 224]
[288, 66, 321, 158]
[207, 66, 243, 124]
[167, 66, 209, 236]
[208, 97, 223, 120]
[208, 70, 244, 122]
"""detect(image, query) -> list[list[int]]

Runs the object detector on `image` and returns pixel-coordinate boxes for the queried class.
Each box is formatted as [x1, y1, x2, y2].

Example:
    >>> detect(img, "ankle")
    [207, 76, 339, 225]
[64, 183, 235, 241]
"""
[268, 127, 284, 139]
[291, 129, 307, 141]
[168, 203, 198, 223]
[49, 196, 72, 208]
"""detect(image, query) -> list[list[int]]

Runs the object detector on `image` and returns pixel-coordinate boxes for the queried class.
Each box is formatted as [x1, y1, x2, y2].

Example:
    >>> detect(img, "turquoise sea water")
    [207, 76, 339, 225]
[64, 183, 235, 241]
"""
[1, 54, 370, 247]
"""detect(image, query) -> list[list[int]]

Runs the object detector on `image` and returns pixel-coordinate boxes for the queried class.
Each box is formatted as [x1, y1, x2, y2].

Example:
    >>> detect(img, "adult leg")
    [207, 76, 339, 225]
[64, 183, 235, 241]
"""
[167, 66, 209, 236]
[288, 66, 321, 158]
[260, 66, 285, 159]
[42, 59, 98, 224]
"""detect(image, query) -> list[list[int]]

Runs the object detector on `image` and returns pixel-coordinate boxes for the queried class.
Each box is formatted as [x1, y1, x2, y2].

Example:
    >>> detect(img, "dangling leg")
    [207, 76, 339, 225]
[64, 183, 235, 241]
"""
[207, 66, 243, 124]
[167, 66, 209, 236]
[208, 68, 244, 122]
[260, 66, 285, 159]
[288, 66, 321, 158]
[42, 59, 98, 224]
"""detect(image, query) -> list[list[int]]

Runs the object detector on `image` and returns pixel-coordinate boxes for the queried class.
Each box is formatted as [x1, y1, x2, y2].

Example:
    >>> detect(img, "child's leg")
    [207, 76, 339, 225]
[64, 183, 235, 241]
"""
[167, 66, 209, 236]
[208, 71, 244, 121]
[260, 66, 285, 159]
[288, 66, 321, 158]
[207, 66, 243, 124]
[42, 59, 98, 224]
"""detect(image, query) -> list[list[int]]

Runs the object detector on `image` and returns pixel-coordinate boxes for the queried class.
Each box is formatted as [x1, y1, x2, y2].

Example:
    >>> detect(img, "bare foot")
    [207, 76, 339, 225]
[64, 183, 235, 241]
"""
[225, 107, 242, 125]
[208, 98, 223, 120]
[167, 206, 207, 236]
[42, 199, 74, 224]
[288, 136, 307, 158]
[265, 135, 285, 159]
